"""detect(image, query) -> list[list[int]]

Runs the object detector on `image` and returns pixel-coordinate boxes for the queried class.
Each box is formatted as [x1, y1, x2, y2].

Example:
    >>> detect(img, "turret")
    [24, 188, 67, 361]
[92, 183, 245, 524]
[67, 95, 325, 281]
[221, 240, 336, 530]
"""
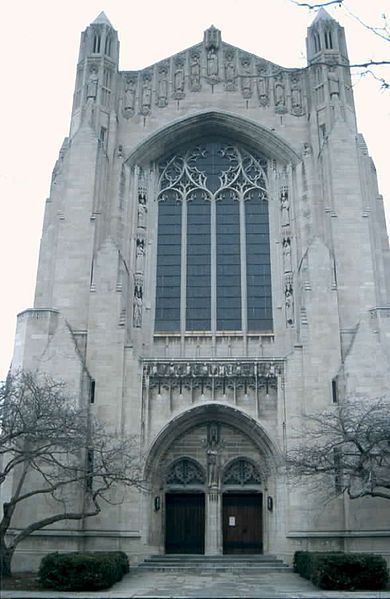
[306, 9, 356, 133]
[70, 12, 119, 137]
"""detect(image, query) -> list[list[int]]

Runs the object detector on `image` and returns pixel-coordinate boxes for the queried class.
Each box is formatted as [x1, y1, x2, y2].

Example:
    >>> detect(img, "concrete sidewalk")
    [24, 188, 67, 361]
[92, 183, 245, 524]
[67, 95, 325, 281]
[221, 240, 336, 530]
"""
[2, 570, 390, 599]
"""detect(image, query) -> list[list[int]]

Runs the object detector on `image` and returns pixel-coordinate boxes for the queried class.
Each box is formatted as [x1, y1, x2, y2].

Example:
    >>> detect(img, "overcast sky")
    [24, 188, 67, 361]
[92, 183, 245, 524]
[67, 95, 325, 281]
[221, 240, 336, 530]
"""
[0, 0, 389, 380]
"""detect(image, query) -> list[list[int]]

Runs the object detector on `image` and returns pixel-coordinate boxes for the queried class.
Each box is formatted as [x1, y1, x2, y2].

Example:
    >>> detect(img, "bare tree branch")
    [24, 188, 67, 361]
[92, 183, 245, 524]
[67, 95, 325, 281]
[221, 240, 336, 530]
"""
[0, 371, 144, 576]
[286, 398, 390, 502]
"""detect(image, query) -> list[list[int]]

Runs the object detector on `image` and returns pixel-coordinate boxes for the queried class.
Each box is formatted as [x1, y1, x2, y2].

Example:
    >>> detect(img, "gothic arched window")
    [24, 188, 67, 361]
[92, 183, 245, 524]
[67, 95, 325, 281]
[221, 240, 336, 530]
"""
[166, 458, 205, 486]
[155, 139, 273, 333]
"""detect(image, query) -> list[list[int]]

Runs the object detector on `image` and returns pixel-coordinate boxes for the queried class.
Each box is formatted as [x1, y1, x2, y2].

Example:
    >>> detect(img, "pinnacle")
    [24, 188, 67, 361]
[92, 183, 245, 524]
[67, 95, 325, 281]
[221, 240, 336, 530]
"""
[92, 11, 113, 27]
[312, 7, 336, 24]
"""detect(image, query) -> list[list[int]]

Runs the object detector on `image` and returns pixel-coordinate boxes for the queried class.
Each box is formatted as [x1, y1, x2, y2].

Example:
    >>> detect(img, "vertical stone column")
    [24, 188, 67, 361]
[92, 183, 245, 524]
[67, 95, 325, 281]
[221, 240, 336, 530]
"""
[205, 488, 222, 555]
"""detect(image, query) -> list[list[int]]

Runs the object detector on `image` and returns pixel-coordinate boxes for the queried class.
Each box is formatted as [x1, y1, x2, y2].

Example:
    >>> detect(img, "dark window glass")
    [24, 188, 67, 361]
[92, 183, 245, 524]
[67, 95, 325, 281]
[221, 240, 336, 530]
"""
[245, 192, 273, 331]
[216, 196, 241, 330]
[186, 194, 211, 330]
[155, 197, 181, 331]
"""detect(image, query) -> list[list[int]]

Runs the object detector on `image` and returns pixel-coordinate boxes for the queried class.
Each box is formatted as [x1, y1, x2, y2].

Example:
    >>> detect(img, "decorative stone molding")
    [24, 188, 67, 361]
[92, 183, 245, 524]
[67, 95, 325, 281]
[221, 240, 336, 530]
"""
[143, 359, 282, 393]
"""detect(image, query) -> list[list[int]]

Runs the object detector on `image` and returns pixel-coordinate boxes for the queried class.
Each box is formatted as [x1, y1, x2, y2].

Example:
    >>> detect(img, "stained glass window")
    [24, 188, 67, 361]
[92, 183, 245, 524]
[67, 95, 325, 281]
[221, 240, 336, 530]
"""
[154, 140, 272, 333]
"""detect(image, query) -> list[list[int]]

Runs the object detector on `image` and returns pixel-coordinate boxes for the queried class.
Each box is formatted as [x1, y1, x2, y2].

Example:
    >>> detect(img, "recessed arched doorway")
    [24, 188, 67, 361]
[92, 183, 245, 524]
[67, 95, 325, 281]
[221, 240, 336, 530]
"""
[144, 403, 279, 556]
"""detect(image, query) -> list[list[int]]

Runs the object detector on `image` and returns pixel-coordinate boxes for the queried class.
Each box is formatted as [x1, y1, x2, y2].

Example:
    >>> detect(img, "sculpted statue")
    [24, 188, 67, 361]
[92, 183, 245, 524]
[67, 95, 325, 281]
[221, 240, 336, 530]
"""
[207, 48, 218, 78]
[157, 67, 168, 107]
[141, 76, 152, 114]
[190, 54, 201, 90]
[174, 60, 185, 97]
[87, 68, 98, 99]
[256, 65, 268, 106]
[240, 58, 252, 98]
[280, 187, 290, 227]
[328, 66, 340, 96]
[124, 78, 135, 111]
[133, 285, 143, 328]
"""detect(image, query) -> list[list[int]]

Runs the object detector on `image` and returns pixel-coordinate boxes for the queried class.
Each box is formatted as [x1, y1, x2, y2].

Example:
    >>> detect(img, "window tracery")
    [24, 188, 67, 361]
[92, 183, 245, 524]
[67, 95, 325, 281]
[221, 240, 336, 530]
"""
[223, 458, 261, 486]
[155, 140, 272, 333]
[166, 458, 205, 486]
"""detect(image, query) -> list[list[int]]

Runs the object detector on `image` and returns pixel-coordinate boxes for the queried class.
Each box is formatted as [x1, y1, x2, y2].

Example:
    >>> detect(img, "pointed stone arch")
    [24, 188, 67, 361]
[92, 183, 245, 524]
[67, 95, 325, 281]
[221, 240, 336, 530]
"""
[125, 110, 301, 168]
[144, 402, 281, 481]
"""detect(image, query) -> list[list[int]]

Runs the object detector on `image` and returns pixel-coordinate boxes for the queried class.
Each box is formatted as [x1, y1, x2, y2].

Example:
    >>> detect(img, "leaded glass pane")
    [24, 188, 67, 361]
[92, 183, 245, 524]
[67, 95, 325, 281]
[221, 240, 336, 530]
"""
[245, 193, 273, 331]
[155, 196, 181, 331]
[186, 192, 211, 330]
[216, 195, 241, 330]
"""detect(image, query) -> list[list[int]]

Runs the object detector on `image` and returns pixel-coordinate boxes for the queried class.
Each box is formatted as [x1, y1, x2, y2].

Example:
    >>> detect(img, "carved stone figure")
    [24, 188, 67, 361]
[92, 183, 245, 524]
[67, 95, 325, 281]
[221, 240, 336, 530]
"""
[133, 284, 143, 327]
[285, 282, 294, 326]
[135, 239, 145, 273]
[87, 67, 98, 99]
[290, 74, 303, 115]
[224, 52, 236, 91]
[207, 449, 219, 487]
[141, 75, 152, 115]
[190, 53, 201, 91]
[280, 186, 290, 227]
[240, 57, 252, 99]
[124, 77, 136, 114]
[174, 59, 185, 99]
[207, 48, 219, 79]
[256, 64, 269, 106]
[282, 236, 292, 273]
[157, 66, 168, 107]
[274, 72, 286, 113]
[137, 196, 147, 228]
[328, 66, 340, 97]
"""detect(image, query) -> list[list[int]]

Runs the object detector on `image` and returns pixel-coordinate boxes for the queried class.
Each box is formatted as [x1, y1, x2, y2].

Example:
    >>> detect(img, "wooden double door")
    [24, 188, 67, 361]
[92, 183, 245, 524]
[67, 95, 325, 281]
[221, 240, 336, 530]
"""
[165, 492, 205, 554]
[223, 492, 263, 554]
[165, 491, 263, 554]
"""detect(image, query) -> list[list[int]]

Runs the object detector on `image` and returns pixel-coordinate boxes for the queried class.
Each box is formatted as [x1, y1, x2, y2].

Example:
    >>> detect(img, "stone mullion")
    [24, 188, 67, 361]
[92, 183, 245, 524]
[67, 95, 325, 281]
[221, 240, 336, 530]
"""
[239, 194, 248, 337]
[210, 198, 217, 337]
[180, 196, 187, 339]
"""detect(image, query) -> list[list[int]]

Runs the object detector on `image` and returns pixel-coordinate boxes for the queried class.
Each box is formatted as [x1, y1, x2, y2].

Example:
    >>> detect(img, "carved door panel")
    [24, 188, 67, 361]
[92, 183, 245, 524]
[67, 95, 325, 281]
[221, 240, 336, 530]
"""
[223, 493, 263, 554]
[165, 493, 205, 554]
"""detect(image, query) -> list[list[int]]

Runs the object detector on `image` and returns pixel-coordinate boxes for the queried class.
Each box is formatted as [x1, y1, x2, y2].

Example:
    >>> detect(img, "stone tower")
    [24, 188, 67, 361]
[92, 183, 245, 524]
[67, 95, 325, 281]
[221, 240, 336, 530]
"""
[10, 11, 390, 568]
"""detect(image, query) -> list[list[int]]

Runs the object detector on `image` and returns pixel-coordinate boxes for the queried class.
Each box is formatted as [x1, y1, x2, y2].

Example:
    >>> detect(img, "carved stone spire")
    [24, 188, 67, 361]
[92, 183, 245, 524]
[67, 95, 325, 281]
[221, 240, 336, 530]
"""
[204, 25, 221, 50]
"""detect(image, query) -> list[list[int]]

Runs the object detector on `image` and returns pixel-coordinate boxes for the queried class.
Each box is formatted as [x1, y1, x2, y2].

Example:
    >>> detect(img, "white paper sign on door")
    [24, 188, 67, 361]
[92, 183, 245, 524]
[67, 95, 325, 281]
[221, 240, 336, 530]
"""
[229, 516, 236, 526]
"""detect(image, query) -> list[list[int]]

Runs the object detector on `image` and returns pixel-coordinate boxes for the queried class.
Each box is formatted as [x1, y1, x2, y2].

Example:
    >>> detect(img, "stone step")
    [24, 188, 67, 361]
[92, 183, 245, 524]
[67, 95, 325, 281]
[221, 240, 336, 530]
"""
[138, 554, 291, 573]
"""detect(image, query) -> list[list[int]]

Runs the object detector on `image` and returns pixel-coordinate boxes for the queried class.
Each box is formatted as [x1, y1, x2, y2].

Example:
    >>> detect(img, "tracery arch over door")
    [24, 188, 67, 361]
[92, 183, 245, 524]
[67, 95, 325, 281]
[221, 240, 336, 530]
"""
[155, 139, 272, 334]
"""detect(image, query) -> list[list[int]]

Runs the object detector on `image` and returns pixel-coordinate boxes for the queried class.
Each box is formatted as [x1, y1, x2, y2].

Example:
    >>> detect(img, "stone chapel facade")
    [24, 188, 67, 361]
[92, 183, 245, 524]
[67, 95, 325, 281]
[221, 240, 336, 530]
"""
[10, 10, 390, 568]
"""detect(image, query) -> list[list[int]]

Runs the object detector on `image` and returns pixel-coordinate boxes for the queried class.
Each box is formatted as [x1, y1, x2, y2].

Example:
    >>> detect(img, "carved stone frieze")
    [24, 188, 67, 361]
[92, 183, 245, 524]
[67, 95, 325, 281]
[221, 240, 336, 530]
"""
[143, 359, 282, 393]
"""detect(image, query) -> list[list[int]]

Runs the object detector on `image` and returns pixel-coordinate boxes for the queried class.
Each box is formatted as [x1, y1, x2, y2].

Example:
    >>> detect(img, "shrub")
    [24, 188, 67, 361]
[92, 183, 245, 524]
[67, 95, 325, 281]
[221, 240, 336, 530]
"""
[294, 551, 389, 590]
[39, 551, 129, 591]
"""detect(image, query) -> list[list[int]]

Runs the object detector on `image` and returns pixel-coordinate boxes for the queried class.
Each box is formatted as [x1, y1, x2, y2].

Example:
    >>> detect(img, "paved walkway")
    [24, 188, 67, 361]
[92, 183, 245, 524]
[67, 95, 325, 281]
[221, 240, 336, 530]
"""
[2, 570, 390, 599]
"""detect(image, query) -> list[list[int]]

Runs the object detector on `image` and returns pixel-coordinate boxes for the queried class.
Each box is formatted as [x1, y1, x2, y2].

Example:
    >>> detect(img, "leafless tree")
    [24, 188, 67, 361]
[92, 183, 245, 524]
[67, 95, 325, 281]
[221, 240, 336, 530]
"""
[0, 371, 143, 577]
[289, 0, 390, 89]
[286, 399, 390, 501]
